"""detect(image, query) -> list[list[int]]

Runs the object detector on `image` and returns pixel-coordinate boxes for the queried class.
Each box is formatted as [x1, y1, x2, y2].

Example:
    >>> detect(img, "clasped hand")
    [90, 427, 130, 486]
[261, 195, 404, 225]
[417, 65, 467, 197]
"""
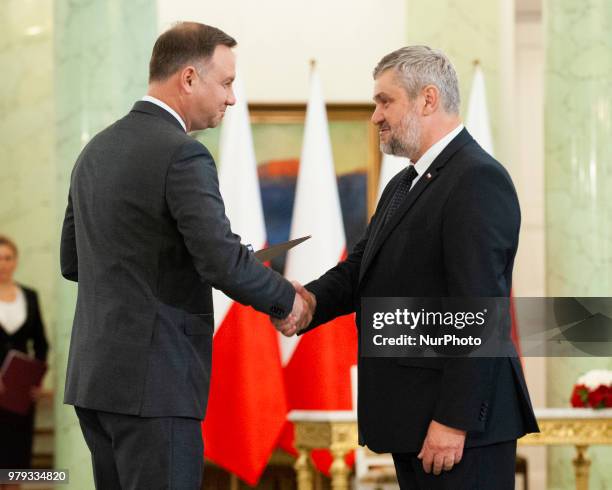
[270, 288, 466, 476]
[272, 281, 316, 337]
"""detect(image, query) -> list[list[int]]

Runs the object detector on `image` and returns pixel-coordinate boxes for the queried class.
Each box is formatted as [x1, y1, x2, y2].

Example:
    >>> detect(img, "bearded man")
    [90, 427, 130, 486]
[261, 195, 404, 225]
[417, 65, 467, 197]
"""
[279, 46, 539, 489]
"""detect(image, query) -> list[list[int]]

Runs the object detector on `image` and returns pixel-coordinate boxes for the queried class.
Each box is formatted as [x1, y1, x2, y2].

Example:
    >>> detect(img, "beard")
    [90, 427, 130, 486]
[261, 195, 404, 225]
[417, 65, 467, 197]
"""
[380, 109, 421, 160]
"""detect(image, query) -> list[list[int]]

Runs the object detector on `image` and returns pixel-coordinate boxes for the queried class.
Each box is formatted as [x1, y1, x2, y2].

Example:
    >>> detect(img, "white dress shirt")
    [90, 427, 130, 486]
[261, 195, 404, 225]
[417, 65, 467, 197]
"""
[0, 287, 27, 335]
[141, 95, 187, 132]
[409, 124, 464, 190]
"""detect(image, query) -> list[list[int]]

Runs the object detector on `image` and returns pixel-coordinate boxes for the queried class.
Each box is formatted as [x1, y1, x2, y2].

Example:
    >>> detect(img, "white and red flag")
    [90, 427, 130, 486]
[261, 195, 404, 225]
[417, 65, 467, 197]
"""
[466, 62, 494, 156]
[202, 74, 289, 485]
[278, 65, 358, 473]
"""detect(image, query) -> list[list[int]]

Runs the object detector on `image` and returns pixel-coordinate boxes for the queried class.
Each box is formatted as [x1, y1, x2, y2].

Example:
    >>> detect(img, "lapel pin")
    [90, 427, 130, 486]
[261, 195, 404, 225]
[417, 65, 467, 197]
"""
[426, 173, 432, 179]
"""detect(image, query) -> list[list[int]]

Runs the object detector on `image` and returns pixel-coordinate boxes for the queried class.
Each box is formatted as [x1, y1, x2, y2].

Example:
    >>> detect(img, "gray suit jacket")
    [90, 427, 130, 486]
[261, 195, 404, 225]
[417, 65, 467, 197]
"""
[61, 101, 294, 419]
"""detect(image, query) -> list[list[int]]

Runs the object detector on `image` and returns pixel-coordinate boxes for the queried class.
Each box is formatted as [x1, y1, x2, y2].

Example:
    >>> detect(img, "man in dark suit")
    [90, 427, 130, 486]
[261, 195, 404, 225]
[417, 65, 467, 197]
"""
[60, 22, 308, 489]
[279, 46, 539, 489]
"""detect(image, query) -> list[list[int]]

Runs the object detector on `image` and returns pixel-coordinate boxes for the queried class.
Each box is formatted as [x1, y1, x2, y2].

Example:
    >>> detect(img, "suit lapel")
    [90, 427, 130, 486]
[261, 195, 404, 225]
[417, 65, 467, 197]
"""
[360, 171, 405, 271]
[359, 171, 437, 282]
[359, 129, 474, 283]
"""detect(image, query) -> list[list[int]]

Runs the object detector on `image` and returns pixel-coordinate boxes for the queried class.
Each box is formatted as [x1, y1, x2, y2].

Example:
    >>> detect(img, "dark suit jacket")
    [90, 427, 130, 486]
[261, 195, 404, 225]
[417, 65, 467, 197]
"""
[302, 128, 539, 453]
[0, 285, 48, 467]
[60, 101, 294, 419]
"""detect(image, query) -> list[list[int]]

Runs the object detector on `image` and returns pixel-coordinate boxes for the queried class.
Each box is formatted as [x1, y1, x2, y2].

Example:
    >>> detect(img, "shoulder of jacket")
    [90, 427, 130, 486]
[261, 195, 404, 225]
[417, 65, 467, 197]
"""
[172, 137, 214, 162]
[454, 143, 510, 181]
[17, 285, 37, 300]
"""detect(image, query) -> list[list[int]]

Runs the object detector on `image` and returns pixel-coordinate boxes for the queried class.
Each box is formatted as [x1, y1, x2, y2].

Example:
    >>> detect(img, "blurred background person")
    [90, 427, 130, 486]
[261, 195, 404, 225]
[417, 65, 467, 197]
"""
[0, 235, 49, 489]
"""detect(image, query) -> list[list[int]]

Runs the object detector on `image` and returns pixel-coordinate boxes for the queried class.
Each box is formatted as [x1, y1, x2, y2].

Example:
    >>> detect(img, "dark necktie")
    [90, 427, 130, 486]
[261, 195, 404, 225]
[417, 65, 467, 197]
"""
[383, 165, 418, 225]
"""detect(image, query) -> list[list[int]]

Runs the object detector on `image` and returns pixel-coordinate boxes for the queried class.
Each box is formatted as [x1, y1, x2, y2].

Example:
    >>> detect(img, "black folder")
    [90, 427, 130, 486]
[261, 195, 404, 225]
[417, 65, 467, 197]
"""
[253, 235, 311, 263]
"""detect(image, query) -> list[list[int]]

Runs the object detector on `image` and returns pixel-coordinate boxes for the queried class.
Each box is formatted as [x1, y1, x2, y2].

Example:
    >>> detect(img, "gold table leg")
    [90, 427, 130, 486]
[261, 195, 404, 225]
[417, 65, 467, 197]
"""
[295, 448, 314, 490]
[229, 474, 239, 490]
[573, 445, 591, 490]
[330, 448, 350, 490]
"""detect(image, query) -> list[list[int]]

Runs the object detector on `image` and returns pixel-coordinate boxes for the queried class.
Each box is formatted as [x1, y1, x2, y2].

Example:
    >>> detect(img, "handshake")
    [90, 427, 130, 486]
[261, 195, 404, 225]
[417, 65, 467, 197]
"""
[272, 281, 316, 337]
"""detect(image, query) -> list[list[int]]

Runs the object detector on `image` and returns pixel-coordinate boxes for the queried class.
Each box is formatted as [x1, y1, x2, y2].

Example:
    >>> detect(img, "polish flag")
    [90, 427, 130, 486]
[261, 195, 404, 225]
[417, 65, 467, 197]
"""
[202, 74, 289, 485]
[278, 64, 358, 473]
[466, 62, 494, 156]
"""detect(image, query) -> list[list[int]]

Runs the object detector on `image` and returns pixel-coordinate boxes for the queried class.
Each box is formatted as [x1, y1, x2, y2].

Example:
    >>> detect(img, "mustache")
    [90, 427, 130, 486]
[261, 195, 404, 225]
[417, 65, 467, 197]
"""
[379, 123, 390, 131]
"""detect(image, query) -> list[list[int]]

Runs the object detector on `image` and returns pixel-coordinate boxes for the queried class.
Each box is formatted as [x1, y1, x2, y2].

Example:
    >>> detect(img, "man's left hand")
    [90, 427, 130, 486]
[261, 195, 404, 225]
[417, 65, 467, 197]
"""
[417, 419, 466, 475]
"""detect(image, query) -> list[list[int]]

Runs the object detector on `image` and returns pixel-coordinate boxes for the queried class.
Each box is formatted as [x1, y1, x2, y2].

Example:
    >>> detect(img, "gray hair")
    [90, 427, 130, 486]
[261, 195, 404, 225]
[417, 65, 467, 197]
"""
[373, 46, 460, 114]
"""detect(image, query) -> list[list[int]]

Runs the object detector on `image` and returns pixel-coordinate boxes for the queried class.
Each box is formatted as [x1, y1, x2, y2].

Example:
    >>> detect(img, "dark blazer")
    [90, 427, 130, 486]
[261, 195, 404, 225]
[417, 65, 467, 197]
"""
[302, 128, 539, 453]
[0, 285, 48, 365]
[0, 285, 48, 469]
[60, 101, 295, 420]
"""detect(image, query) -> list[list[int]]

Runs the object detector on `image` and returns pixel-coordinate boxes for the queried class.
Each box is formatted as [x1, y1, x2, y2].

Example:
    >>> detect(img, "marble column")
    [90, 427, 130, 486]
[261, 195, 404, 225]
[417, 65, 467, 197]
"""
[0, 0, 58, 472]
[405, 0, 515, 170]
[54, 1, 156, 488]
[0, 0, 55, 373]
[544, 1, 612, 488]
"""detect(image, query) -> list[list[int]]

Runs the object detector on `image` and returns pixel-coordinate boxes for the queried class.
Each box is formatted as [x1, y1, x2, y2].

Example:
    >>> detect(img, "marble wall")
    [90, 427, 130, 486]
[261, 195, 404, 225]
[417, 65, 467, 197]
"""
[0, 0, 55, 381]
[53, 0, 157, 487]
[157, 0, 407, 103]
[515, 13, 548, 490]
[544, 1, 612, 488]
[405, 0, 516, 172]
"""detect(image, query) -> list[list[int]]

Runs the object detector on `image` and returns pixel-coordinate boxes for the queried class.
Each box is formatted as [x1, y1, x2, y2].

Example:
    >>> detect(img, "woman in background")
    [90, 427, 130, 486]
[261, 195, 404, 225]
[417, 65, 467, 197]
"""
[0, 235, 49, 488]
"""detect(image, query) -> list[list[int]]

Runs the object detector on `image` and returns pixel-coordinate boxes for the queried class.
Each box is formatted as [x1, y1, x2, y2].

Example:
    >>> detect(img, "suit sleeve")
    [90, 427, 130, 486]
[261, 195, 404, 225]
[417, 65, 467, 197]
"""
[166, 140, 295, 319]
[60, 188, 78, 282]
[300, 224, 371, 333]
[433, 162, 520, 432]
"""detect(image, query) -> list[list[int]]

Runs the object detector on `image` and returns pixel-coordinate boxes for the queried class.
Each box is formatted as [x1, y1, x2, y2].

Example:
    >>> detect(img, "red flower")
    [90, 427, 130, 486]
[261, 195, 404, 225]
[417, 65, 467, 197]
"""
[605, 388, 612, 408]
[587, 385, 608, 409]
[570, 384, 589, 407]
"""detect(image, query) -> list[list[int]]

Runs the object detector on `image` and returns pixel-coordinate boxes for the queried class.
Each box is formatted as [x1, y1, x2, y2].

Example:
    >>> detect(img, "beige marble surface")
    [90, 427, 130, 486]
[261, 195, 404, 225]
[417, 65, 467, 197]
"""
[545, 1, 612, 488]
[53, 1, 157, 488]
[0, 0, 55, 386]
[406, 0, 515, 171]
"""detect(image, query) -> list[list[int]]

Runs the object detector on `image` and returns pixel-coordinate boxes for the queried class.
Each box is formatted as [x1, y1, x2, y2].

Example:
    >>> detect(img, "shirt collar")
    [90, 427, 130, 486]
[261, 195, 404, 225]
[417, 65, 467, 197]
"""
[141, 95, 187, 132]
[412, 123, 464, 176]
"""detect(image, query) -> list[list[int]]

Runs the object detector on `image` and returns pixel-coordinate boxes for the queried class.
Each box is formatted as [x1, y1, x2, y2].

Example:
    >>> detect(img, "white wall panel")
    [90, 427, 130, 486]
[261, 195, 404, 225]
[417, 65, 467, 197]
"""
[157, 0, 406, 102]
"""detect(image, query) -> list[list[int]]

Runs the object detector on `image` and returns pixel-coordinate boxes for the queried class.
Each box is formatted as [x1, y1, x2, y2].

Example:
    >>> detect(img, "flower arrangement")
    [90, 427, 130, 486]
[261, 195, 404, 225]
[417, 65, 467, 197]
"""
[570, 370, 612, 409]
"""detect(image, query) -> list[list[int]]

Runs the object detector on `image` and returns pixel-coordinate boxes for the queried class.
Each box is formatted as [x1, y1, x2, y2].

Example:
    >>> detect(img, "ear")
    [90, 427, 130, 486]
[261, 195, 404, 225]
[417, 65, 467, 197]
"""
[421, 85, 440, 116]
[180, 65, 199, 94]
